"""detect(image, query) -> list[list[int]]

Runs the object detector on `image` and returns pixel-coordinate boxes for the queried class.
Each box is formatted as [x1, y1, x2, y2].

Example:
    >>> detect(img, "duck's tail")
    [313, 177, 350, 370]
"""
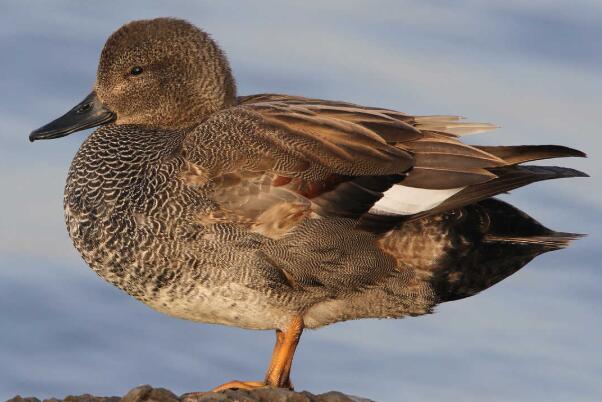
[377, 197, 583, 303]
[428, 198, 583, 302]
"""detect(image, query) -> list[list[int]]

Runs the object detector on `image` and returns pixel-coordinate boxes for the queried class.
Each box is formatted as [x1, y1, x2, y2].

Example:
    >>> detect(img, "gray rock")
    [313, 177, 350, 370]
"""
[6, 385, 374, 402]
[122, 385, 179, 402]
[6, 397, 42, 402]
[6, 394, 120, 402]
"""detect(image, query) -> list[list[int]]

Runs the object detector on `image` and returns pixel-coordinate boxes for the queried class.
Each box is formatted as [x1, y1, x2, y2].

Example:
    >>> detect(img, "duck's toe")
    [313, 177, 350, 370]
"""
[180, 380, 268, 401]
[211, 380, 267, 392]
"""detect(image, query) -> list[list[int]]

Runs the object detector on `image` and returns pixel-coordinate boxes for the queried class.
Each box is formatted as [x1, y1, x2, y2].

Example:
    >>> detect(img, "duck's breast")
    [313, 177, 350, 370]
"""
[63, 125, 187, 278]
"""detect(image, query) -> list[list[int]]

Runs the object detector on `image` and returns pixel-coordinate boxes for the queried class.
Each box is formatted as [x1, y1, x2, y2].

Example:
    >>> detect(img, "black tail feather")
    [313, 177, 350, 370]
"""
[429, 198, 582, 302]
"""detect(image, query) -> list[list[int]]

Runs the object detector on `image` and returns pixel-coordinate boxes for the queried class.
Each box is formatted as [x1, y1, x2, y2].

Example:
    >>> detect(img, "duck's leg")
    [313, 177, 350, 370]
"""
[209, 328, 289, 392]
[182, 316, 304, 398]
[264, 316, 304, 389]
[264, 329, 286, 383]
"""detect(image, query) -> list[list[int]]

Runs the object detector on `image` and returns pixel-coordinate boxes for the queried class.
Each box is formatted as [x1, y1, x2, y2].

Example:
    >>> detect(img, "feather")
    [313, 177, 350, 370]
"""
[413, 115, 498, 136]
[476, 145, 586, 165]
[401, 166, 497, 189]
[370, 185, 465, 215]
[407, 165, 588, 220]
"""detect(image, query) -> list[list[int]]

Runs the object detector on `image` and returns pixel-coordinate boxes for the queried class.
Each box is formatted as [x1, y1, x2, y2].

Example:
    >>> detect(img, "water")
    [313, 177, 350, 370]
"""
[1, 2, 601, 401]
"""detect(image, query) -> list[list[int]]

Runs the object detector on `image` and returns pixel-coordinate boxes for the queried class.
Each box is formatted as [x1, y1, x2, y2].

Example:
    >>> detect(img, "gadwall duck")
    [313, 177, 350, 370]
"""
[30, 18, 587, 393]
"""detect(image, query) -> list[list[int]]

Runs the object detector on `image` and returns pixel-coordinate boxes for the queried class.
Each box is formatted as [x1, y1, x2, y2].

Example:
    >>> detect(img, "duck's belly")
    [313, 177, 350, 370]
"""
[140, 281, 295, 330]
[65, 207, 297, 330]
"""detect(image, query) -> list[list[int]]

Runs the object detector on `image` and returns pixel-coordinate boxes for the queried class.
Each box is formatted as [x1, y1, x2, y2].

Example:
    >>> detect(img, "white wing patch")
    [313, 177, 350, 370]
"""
[370, 185, 465, 215]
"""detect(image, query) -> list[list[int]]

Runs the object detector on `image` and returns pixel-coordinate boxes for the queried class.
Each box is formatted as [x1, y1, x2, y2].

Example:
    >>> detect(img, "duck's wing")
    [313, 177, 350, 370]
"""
[181, 94, 586, 295]
[237, 94, 505, 189]
[183, 94, 586, 235]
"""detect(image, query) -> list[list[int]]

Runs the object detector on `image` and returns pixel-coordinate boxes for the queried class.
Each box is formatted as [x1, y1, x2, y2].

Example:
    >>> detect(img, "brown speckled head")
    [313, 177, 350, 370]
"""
[95, 18, 236, 129]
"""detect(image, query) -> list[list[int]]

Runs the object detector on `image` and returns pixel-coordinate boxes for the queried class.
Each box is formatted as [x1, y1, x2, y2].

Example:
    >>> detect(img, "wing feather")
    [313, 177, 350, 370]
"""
[182, 94, 585, 233]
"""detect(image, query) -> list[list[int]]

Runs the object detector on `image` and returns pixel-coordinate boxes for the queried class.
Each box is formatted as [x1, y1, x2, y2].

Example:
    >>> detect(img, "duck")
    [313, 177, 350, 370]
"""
[29, 17, 587, 394]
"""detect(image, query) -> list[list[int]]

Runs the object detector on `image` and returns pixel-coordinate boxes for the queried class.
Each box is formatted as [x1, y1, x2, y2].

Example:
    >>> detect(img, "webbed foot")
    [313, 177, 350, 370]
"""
[180, 381, 267, 401]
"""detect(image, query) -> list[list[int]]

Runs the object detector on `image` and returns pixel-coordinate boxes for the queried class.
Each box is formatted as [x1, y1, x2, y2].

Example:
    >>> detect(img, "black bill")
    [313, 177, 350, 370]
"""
[29, 91, 115, 142]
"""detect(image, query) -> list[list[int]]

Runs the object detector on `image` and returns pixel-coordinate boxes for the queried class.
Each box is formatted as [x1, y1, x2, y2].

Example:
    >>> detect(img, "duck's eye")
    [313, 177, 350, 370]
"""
[130, 66, 143, 76]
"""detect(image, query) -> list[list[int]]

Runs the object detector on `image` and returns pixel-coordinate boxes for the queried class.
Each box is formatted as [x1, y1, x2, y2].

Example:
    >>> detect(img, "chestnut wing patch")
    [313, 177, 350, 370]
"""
[203, 169, 404, 238]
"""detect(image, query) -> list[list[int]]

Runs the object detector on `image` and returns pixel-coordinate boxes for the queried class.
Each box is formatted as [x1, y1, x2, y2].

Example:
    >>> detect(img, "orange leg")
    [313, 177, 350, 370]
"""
[180, 317, 304, 399]
[265, 329, 286, 382]
[264, 316, 303, 388]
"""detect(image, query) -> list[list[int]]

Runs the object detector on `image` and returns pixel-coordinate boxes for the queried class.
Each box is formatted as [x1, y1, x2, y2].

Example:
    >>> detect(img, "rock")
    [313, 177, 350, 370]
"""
[50, 396, 120, 402]
[6, 398, 42, 402]
[121, 386, 179, 402]
[6, 385, 374, 402]
[7, 395, 120, 402]
[181, 388, 372, 401]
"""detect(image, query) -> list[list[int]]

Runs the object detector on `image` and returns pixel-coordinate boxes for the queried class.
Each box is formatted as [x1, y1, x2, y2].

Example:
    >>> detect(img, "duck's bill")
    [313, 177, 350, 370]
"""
[29, 91, 115, 142]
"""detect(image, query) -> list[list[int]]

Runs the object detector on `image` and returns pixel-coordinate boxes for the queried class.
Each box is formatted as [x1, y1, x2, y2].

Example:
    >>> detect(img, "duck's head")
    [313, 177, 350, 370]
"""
[30, 18, 236, 141]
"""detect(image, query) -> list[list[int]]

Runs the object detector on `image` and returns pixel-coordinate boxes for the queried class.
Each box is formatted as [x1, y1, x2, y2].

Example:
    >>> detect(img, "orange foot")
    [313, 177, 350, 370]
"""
[211, 380, 267, 392]
[180, 381, 267, 401]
